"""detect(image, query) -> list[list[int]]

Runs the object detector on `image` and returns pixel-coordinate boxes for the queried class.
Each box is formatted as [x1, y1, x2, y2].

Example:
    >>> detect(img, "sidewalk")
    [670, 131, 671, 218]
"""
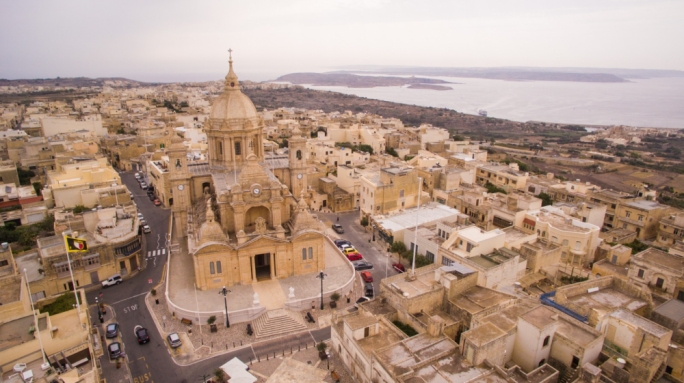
[90, 304, 132, 383]
[144, 275, 363, 365]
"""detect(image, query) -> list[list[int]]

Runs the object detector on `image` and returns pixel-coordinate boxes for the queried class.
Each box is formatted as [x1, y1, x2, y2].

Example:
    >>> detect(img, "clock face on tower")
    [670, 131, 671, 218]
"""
[177, 185, 185, 191]
[253, 188, 260, 195]
[297, 173, 303, 179]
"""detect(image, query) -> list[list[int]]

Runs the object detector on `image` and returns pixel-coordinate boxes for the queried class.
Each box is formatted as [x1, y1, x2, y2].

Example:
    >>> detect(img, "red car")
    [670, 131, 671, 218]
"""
[153, 199, 161, 206]
[360, 271, 373, 283]
[392, 263, 406, 273]
[346, 252, 363, 261]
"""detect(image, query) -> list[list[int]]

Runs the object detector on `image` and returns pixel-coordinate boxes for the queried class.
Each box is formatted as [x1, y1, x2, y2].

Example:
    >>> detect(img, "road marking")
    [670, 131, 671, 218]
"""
[109, 292, 148, 306]
[162, 248, 166, 255]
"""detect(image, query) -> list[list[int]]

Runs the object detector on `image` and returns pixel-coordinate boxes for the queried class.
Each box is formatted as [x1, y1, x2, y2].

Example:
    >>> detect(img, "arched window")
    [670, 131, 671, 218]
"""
[308, 247, 313, 259]
[218, 142, 223, 155]
[562, 239, 568, 246]
[209, 262, 215, 275]
[543, 335, 550, 347]
[216, 261, 222, 274]
[296, 150, 302, 160]
[235, 142, 241, 155]
[302, 248, 307, 260]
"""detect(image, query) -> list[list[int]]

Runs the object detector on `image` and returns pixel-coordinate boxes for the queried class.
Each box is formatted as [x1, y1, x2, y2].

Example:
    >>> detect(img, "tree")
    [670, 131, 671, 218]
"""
[391, 241, 407, 254]
[538, 192, 553, 206]
[360, 216, 369, 227]
[357, 144, 373, 154]
[595, 139, 609, 149]
[385, 147, 399, 158]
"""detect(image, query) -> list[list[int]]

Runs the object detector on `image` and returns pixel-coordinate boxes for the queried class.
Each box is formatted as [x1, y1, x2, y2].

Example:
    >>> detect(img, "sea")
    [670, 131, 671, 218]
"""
[290, 75, 684, 129]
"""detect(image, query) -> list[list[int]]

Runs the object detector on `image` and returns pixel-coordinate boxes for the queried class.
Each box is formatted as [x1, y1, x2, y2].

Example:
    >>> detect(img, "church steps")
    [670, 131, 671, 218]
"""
[253, 309, 308, 339]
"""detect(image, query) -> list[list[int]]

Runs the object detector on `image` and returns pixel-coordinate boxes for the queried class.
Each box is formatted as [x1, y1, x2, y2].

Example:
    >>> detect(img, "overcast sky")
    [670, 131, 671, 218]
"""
[1, 0, 682, 82]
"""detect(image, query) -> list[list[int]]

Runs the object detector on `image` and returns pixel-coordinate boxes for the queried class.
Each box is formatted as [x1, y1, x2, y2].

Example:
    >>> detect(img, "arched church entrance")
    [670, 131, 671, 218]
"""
[245, 206, 271, 232]
[253, 253, 272, 281]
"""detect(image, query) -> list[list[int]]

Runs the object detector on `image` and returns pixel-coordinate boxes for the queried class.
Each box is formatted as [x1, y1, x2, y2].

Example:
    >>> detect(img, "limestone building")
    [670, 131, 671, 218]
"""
[167, 57, 325, 290]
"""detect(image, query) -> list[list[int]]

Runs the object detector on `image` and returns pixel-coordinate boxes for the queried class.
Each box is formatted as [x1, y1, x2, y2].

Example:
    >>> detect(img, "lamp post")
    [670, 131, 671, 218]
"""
[24, 268, 48, 368]
[316, 271, 327, 310]
[218, 286, 231, 328]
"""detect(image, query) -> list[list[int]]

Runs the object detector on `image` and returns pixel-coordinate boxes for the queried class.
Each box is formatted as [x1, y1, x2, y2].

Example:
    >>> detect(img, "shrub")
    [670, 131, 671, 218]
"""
[207, 315, 217, 325]
[360, 217, 369, 227]
[392, 320, 418, 336]
[40, 292, 82, 316]
[316, 342, 328, 352]
[391, 241, 407, 254]
[330, 293, 340, 302]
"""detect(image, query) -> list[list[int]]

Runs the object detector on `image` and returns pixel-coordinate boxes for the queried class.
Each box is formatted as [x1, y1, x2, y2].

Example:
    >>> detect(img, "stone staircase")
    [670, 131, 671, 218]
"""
[252, 309, 308, 339]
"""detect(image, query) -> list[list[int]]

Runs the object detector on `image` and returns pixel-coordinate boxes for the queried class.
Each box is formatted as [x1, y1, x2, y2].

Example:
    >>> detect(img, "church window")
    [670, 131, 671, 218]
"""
[296, 150, 302, 160]
[308, 247, 313, 259]
[302, 248, 307, 260]
[218, 142, 223, 155]
[235, 142, 241, 155]
[217, 261, 222, 274]
[209, 262, 215, 275]
[399, 189, 404, 198]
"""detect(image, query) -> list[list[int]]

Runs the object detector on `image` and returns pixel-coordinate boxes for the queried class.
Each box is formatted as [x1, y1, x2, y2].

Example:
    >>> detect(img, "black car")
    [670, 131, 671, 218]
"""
[364, 282, 374, 298]
[135, 327, 150, 344]
[148, 193, 155, 201]
[332, 224, 344, 234]
[105, 323, 119, 338]
[334, 239, 352, 249]
[355, 296, 371, 306]
[108, 342, 122, 359]
[352, 260, 373, 271]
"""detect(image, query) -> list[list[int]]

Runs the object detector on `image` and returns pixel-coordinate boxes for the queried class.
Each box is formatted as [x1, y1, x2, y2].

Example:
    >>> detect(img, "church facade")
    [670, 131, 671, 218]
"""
[166, 57, 326, 290]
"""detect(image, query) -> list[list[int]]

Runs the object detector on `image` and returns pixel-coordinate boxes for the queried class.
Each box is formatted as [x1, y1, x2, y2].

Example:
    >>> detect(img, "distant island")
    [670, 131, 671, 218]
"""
[275, 73, 453, 88]
[407, 84, 452, 91]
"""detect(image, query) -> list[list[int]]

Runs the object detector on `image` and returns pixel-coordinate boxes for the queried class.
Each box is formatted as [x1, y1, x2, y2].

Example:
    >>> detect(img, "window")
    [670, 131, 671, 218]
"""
[426, 251, 435, 262]
[235, 142, 241, 155]
[543, 335, 550, 347]
[210, 262, 215, 274]
[638, 215, 643, 221]
[441, 257, 454, 266]
[626, 211, 631, 218]
[655, 277, 664, 288]
[571, 356, 580, 369]
[637, 269, 645, 278]
[562, 239, 568, 247]
[218, 142, 223, 155]
[399, 189, 404, 198]
[296, 150, 302, 160]
[551, 236, 558, 244]
[217, 261, 222, 274]
[575, 241, 581, 250]
[308, 247, 313, 259]
[302, 248, 307, 260]
[538, 359, 546, 367]
[0, 260, 8, 267]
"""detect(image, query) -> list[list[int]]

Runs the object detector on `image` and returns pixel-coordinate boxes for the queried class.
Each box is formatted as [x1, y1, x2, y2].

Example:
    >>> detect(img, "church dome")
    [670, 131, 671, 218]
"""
[209, 56, 259, 122]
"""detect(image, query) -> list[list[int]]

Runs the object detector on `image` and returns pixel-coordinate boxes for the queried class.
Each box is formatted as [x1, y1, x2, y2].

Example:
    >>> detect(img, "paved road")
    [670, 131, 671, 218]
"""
[319, 210, 402, 296]
[91, 172, 335, 383]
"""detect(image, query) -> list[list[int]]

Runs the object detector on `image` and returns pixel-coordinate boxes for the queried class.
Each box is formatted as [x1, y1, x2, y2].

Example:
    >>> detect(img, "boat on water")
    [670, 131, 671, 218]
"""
[478, 109, 488, 117]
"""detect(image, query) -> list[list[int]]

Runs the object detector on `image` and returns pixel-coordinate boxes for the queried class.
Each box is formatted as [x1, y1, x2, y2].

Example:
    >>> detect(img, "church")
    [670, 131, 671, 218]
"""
[166, 55, 326, 290]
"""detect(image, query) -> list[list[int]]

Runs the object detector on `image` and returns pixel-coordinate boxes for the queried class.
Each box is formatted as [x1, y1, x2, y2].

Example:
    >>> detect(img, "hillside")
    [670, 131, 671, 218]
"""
[275, 73, 453, 88]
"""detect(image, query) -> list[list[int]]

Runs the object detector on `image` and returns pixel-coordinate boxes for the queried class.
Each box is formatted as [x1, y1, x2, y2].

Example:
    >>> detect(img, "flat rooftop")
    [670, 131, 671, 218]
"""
[388, 269, 441, 298]
[610, 309, 671, 338]
[404, 353, 490, 383]
[377, 203, 460, 233]
[653, 299, 684, 322]
[451, 286, 514, 316]
[0, 315, 48, 352]
[357, 320, 405, 357]
[555, 317, 601, 348]
[633, 248, 684, 273]
[565, 287, 648, 319]
[625, 200, 665, 211]
[377, 334, 458, 377]
[458, 226, 504, 243]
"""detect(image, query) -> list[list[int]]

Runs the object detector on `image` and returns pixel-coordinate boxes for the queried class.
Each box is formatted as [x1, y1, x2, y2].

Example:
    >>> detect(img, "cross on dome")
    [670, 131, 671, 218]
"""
[224, 48, 240, 90]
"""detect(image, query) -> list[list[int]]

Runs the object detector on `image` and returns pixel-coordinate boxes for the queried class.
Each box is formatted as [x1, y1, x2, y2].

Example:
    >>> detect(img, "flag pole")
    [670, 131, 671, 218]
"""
[63, 231, 82, 316]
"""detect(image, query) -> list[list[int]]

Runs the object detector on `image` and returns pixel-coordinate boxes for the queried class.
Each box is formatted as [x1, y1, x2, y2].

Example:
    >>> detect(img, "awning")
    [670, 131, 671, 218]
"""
[523, 218, 536, 227]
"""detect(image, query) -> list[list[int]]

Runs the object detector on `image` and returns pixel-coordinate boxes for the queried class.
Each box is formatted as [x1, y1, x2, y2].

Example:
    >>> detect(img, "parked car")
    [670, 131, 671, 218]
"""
[153, 199, 161, 206]
[352, 260, 373, 271]
[343, 247, 358, 255]
[105, 323, 119, 338]
[346, 252, 363, 261]
[135, 326, 150, 344]
[364, 282, 374, 298]
[334, 239, 352, 249]
[332, 224, 344, 234]
[167, 332, 182, 348]
[143, 225, 151, 234]
[392, 263, 406, 273]
[140, 219, 147, 226]
[360, 271, 373, 283]
[140, 182, 148, 189]
[108, 342, 122, 359]
[355, 296, 370, 306]
[137, 213, 144, 219]
[148, 193, 155, 201]
[101, 274, 122, 287]
[134, 173, 141, 179]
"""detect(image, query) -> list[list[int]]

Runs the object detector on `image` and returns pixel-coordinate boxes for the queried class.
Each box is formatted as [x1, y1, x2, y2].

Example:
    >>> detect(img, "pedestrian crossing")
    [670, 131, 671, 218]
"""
[146, 248, 166, 259]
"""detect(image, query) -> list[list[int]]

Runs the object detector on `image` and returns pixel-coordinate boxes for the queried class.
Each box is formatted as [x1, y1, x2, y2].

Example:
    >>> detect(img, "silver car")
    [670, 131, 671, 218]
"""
[167, 332, 182, 348]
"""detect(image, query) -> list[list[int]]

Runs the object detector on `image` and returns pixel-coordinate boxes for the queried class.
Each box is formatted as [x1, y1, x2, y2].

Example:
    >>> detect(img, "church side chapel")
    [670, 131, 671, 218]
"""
[166, 54, 326, 290]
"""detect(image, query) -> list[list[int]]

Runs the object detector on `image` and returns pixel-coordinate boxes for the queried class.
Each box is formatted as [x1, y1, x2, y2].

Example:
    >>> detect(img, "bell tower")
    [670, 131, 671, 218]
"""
[288, 128, 307, 199]
[168, 134, 191, 238]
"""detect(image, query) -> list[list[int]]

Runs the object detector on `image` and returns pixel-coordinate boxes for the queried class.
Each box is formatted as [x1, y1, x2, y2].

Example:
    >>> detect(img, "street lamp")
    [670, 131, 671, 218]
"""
[316, 271, 327, 310]
[218, 286, 231, 328]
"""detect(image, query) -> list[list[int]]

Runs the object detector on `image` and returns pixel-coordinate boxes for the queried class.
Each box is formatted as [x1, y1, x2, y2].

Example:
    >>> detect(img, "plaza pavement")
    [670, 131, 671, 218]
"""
[167, 235, 354, 313]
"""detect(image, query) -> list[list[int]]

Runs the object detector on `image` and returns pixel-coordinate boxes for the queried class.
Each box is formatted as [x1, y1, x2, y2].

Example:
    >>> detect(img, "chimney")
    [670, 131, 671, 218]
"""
[427, 315, 445, 337]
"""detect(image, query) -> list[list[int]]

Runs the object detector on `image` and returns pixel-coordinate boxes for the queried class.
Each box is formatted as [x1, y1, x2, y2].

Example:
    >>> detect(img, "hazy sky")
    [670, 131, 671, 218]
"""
[1, 0, 682, 82]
